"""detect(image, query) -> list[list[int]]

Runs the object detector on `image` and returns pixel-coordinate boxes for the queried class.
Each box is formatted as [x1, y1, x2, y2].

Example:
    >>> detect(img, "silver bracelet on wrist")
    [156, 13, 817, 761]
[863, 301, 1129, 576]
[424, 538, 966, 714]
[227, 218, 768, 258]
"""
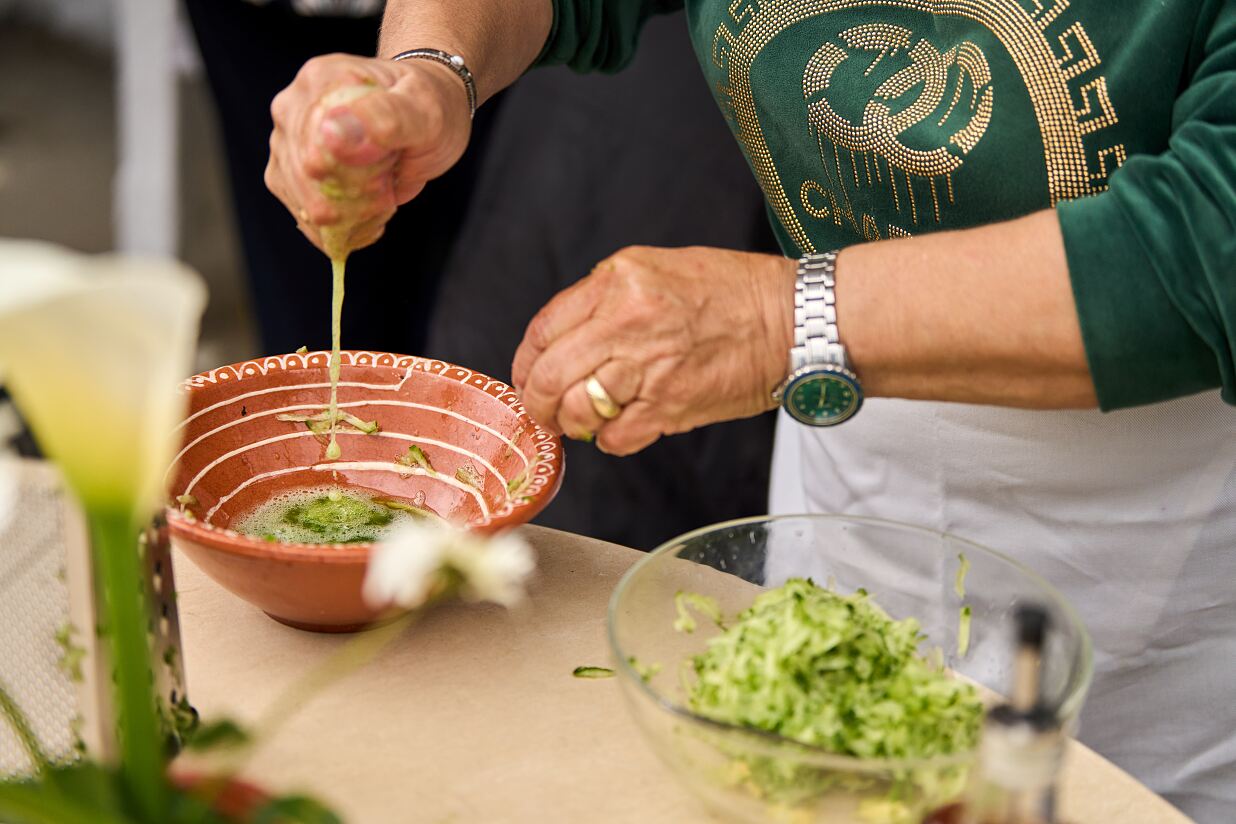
[390, 48, 477, 119]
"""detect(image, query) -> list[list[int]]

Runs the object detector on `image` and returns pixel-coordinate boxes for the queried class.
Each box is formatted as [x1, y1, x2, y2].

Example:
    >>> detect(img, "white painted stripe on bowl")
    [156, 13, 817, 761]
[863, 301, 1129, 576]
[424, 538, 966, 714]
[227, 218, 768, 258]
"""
[176, 379, 407, 431]
[185, 429, 495, 516]
[169, 401, 519, 485]
[369, 432, 505, 487]
[173, 387, 531, 468]
[184, 431, 308, 499]
[201, 465, 303, 521]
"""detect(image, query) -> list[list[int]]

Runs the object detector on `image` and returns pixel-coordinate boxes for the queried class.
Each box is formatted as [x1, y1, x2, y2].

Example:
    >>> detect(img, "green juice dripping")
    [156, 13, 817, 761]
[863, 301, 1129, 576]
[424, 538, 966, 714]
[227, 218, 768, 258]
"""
[316, 79, 382, 461]
[326, 255, 346, 461]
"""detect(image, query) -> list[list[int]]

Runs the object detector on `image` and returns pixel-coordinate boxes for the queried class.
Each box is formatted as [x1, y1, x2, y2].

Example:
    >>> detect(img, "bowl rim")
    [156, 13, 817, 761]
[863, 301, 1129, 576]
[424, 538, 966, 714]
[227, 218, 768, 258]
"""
[166, 350, 564, 561]
[606, 513, 1095, 773]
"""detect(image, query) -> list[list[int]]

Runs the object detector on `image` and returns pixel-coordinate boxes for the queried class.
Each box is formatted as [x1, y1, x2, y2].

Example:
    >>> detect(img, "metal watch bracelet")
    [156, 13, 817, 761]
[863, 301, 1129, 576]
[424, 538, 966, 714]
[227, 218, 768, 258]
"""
[792, 250, 847, 371]
[391, 48, 477, 119]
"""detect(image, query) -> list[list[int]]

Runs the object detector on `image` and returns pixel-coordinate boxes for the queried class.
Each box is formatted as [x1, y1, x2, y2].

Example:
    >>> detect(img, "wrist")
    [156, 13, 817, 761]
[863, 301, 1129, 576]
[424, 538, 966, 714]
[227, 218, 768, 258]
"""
[832, 246, 884, 396]
[758, 255, 797, 405]
[391, 49, 477, 118]
[773, 250, 866, 426]
[387, 58, 472, 163]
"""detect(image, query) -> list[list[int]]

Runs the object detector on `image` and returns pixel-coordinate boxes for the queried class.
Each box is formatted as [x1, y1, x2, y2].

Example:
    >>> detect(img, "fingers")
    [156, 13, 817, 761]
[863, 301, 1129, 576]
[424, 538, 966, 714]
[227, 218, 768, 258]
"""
[555, 359, 643, 441]
[318, 87, 435, 166]
[518, 318, 615, 432]
[264, 53, 471, 256]
[595, 400, 665, 456]
[512, 276, 606, 390]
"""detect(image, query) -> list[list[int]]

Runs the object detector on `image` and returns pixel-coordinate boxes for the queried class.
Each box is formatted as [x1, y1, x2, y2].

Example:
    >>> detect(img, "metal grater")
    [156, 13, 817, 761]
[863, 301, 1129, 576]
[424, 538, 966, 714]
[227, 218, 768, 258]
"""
[0, 452, 189, 776]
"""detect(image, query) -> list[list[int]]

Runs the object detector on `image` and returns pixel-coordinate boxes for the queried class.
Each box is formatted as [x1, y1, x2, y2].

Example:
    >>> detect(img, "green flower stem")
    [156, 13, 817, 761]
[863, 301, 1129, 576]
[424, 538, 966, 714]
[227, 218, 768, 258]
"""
[89, 507, 167, 821]
[0, 679, 50, 773]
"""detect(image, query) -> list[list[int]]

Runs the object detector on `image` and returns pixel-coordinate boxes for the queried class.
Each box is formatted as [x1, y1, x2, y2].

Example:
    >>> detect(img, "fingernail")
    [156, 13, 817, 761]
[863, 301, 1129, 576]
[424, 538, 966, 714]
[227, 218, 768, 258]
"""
[322, 111, 365, 147]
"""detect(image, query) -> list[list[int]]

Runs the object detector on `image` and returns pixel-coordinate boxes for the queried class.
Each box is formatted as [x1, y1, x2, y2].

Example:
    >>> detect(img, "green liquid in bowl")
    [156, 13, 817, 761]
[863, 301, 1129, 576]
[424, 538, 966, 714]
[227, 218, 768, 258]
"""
[233, 486, 422, 545]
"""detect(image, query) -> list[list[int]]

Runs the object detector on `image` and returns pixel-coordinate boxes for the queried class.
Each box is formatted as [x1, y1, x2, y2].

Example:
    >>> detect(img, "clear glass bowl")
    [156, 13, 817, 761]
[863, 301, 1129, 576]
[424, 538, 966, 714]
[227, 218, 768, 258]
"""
[607, 515, 1093, 823]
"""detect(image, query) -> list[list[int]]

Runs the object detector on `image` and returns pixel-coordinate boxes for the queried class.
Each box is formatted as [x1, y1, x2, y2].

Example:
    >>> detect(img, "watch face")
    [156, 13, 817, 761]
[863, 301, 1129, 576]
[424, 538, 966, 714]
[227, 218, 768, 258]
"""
[784, 366, 863, 426]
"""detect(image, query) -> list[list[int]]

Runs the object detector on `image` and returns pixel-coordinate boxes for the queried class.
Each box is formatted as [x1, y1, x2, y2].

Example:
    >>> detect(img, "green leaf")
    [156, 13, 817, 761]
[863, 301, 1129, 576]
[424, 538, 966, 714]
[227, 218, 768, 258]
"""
[0, 764, 133, 824]
[183, 718, 250, 753]
[253, 795, 344, 824]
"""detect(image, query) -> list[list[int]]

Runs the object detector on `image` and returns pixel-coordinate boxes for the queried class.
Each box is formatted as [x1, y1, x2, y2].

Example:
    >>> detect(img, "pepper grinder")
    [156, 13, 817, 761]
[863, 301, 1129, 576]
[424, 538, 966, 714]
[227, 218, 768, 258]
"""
[964, 604, 1068, 824]
[924, 604, 1069, 824]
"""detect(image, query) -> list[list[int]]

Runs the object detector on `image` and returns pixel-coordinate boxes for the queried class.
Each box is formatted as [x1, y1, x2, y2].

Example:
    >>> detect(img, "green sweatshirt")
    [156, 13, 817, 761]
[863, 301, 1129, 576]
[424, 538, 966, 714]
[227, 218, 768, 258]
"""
[537, 0, 1236, 411]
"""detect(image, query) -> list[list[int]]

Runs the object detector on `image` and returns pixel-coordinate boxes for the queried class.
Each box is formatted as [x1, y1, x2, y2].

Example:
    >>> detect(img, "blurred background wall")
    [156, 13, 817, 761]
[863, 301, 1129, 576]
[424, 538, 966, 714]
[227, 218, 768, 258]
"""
[0, 0, 257, 367]
[0, 1, 776, 547]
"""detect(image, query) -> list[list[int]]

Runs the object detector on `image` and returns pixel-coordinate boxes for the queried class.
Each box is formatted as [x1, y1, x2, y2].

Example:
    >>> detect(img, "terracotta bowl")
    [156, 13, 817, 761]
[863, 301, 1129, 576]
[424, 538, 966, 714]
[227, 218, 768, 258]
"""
[166, 351, 563, 632]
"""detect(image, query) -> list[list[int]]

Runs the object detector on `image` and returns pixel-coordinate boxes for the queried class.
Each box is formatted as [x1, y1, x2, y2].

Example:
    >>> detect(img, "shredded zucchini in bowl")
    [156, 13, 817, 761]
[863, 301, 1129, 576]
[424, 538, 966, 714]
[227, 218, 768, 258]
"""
[684, 579, 983, 761]
[664, 579, 983, 817]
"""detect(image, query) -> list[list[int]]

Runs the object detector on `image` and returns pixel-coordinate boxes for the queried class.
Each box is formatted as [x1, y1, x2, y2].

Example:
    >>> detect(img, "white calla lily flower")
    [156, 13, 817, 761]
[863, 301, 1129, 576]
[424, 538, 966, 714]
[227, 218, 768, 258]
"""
[363, 520, 535, 610]
[0, 240, 205, 518]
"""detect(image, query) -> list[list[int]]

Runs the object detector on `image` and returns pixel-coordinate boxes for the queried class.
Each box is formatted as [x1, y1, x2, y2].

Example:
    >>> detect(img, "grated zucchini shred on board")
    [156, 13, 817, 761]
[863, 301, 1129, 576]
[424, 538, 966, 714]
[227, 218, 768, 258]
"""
[572, 666, 615, 679]
[683, 578, 982, 761]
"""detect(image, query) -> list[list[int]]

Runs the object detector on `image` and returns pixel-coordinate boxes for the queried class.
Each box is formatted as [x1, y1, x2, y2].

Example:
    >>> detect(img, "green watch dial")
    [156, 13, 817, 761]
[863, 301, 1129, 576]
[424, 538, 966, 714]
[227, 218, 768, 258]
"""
[784, 367, 863, 426]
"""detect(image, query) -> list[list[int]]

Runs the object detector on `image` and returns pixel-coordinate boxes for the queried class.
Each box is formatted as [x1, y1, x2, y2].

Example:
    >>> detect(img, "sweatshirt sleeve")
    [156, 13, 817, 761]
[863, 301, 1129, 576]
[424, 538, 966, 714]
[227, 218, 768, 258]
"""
[536, 0, 685, 73]
[1058, 4, 1236, 410]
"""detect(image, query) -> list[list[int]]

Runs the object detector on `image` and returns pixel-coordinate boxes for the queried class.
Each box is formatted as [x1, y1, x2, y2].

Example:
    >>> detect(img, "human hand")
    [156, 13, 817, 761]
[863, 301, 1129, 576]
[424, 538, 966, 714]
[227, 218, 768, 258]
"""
[511, 246, 795, 456]
[264, 53, 471, 257]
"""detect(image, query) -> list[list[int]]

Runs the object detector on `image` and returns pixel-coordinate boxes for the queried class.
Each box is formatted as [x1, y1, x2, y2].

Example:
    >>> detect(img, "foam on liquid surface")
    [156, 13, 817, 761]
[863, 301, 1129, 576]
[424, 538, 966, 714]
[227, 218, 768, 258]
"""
[233, 485, 419, 545]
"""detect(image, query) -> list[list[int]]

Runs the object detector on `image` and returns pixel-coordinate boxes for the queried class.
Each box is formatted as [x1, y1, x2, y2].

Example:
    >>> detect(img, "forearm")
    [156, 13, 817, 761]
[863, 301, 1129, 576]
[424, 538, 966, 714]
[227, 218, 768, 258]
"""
[378, 0, 552, 105]
[832, 210, 1098, 409]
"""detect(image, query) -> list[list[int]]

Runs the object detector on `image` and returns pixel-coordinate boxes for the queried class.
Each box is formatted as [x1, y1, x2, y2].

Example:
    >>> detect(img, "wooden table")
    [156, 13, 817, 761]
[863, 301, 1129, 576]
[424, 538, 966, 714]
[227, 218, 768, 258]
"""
[175, 526, 1192, 823]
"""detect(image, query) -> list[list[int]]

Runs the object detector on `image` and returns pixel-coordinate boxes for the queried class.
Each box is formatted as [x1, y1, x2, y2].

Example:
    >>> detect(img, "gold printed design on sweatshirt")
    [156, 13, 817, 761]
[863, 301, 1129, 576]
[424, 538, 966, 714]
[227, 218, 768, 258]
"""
[711, 0, 1125, 251]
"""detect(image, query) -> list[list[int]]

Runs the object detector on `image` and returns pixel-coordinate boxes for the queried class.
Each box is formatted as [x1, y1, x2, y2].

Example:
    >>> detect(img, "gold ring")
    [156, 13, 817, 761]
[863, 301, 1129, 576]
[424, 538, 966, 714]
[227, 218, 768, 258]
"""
[585, 374, 622, 420]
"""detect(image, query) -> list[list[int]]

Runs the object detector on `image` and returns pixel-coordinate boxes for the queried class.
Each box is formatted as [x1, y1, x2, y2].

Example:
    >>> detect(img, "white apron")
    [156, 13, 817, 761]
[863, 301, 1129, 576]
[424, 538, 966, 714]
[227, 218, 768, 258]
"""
[769, 392, 1236, 823]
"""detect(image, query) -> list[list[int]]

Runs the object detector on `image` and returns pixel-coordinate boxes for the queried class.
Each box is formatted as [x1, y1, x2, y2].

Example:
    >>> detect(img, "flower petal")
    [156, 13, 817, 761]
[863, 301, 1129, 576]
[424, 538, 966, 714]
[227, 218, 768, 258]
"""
[362, 521, 449, 609]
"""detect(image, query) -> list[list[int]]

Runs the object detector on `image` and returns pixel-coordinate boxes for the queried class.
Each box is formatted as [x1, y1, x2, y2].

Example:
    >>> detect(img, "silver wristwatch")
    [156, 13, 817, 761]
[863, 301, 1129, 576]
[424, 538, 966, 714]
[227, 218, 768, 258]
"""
[391, 48, 477, 119]
[775, 251, 864, 426]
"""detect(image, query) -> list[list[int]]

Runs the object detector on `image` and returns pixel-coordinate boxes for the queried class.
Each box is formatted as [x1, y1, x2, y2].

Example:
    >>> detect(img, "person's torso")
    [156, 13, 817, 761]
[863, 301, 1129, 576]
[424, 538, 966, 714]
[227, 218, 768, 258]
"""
[678, 2, 1232, 819]
[768, 394, 1236, 822]
[684, 0, 1202, 253]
